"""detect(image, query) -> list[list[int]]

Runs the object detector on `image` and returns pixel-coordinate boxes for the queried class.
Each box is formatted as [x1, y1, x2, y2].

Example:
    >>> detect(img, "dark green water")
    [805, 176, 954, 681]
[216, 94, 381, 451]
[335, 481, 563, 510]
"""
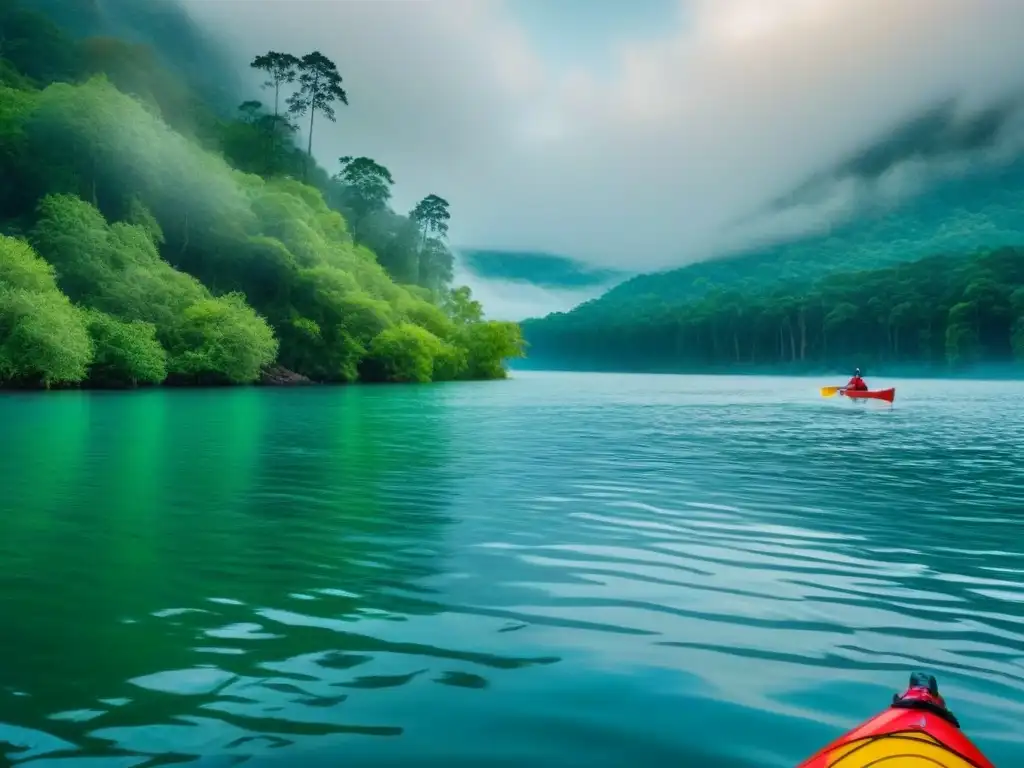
[1, 373, 1023, 767]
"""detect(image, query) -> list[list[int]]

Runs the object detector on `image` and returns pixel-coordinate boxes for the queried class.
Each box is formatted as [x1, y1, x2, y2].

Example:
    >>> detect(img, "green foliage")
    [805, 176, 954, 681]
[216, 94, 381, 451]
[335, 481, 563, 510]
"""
[250, 51, 299, 118]
[444, 285, 484, 325]
[324, 169, 454, 290]
[432, 342, 468, 382]
[286, 51, 348, 170]
[0, 84, 37, 220]
[336, 156, 394, 220]
[410, 194, 451, 240]
[84, 308, 167, 386]
[220, 101, 302, 178]
[30, 194, 276, 383]
[1012, 288, 1024, 363]
[419, 237, 455, 289]
[0, 232, 59, 292]
[171, 293, 277, 384]
[0, 234, 92, 386]
[0, 3, 82, 86]
[0, 11, 523, 388]
[526, 161, 1024, 370]
[0, 287, 92, 386]
[458, 321, 526, 380]
[356, 208, 423, 285]
[29, 0, 247, 114]
[525, 247, 1024, 373]
[78, 36, 210, 139]
[0, 60, 34, 91]
[365, 323, 446, 383]
[945, 302, 978, 368]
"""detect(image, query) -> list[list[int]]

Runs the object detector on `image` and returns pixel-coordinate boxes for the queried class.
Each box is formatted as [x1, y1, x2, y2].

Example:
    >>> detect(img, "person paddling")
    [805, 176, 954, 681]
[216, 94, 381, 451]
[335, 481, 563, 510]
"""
[845, 368, 868, 392]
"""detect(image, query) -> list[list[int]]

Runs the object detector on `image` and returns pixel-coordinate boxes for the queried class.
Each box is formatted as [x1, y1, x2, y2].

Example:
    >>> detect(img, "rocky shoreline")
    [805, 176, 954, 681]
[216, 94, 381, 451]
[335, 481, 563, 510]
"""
[258, 366, 314, 386]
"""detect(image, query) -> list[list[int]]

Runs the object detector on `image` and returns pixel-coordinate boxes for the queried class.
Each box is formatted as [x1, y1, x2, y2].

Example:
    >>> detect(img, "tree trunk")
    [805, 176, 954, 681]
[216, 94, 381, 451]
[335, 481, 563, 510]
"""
[799, 307, 807, 361]
[305, 106, 315, 180]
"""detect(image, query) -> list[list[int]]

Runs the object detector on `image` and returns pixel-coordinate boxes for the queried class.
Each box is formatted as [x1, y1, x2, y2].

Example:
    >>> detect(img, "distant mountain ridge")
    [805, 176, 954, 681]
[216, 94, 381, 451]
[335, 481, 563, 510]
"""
[520, 144, 1024, 373]
[532, 155, 1024, 325]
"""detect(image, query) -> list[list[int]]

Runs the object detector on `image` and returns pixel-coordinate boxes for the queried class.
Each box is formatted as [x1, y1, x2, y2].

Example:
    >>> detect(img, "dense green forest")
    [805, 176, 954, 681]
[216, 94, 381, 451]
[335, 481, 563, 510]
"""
[0, 0, 523, 388]
[523, 103, 1024, 375]
[523, 246, 1024, 372]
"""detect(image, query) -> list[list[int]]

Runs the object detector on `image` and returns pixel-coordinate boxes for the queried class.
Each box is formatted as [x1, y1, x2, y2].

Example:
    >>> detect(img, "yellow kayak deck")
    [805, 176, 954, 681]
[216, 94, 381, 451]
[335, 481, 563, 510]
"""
[823, 731, 982, 767]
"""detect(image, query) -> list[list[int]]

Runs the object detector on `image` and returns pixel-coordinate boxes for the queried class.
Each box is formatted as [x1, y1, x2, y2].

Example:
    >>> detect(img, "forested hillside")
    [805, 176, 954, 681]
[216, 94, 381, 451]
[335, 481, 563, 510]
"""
[0, 0, 523, 388]
[524, 246, 1024, 372]
[523, 153, 1024, 373]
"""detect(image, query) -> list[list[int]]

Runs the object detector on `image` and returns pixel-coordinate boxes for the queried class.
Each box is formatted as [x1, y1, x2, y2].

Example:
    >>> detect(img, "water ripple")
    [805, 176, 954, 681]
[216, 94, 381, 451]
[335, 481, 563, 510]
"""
[1, 375, 1023, 766]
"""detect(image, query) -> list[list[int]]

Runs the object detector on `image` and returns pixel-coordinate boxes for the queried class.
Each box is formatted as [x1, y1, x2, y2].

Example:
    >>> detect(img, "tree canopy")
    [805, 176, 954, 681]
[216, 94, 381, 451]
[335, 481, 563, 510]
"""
[0, 0, 525, 388]
[286, 50, 347, 176]
[250, 51, 299, 118]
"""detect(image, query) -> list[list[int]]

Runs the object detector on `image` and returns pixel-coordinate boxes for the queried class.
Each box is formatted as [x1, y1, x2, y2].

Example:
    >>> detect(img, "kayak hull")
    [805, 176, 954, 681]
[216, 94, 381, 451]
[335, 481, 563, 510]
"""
[842, 387, 895, 403]
[797, 708, 994, 767]
[797, 676, 994, 768]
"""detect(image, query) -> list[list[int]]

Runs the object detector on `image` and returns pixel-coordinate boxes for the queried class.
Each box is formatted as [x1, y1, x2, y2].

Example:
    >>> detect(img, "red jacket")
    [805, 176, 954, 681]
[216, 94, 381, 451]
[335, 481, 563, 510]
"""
[846, 376, 867, 391]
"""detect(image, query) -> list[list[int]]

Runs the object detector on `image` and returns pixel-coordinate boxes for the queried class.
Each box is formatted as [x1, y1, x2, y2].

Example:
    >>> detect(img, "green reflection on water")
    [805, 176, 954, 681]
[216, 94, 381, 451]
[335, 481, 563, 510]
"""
[0, 386, 465, 758]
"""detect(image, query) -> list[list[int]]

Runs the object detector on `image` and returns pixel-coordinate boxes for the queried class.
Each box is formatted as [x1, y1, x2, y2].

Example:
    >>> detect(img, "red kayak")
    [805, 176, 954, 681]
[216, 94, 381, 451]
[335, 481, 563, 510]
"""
[842, 387, 896, 403]
[797, 673, 995, 767]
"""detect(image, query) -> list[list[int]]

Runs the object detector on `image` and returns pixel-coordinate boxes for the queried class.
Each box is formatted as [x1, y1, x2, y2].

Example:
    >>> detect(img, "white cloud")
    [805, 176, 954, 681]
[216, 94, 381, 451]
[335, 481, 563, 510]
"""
[182, 0, 1024, 273]
[451, 254, 618, 322]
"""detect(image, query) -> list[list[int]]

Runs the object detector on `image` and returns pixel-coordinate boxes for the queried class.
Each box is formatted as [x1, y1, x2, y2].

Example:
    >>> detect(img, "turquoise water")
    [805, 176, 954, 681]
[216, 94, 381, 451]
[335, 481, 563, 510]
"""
[1, 373, 1023, 766]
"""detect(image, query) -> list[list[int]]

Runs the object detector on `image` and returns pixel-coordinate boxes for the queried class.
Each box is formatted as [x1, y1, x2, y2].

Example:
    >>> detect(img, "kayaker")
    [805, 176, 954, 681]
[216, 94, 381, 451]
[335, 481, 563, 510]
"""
[845, 368, 868, 392]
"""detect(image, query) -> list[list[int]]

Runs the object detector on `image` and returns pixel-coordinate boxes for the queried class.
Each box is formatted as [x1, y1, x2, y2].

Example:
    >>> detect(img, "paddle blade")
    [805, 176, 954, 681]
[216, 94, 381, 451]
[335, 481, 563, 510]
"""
[820, 386, 841, 397]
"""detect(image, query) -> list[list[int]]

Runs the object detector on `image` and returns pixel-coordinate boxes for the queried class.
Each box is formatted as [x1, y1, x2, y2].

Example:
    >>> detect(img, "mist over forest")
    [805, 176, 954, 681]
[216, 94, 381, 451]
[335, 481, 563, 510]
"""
[0, 0, 524, 388]
[4, 0, 1024, 382]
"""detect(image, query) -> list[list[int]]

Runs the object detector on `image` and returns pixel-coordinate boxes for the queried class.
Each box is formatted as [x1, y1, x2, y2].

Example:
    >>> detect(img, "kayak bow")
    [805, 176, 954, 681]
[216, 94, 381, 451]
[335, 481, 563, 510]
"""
[797, 673, 995, 768]
[841, 387, 895, 403]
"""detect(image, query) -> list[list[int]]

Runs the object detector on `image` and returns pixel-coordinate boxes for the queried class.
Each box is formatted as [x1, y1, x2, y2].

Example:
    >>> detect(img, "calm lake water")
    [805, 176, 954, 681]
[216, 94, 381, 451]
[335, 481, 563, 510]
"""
[1, 373, 1023, 766]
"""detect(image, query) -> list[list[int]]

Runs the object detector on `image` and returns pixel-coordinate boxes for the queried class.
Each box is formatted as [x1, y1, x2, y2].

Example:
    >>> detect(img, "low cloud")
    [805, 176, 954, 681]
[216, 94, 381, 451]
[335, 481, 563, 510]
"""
[453, 258, 616, 322]
[181, 0, 1024, 273]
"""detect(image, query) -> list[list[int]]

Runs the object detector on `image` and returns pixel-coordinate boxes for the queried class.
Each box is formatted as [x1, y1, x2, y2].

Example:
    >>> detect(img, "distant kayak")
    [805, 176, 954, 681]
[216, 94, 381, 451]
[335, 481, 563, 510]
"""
[797, 673, 994, 767]
[819, 385, 896, 403]
[841, 387, 895, 403]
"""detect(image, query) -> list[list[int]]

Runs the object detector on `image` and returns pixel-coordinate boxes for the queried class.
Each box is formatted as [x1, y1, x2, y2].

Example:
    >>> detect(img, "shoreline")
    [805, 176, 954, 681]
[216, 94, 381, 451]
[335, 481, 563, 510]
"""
[510, 362, 1024, 382]
[0, 365, 516, 392]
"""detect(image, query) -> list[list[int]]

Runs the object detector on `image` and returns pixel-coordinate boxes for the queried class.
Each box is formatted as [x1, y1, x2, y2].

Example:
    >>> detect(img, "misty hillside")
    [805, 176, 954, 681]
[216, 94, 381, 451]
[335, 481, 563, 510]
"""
[556, 158, 1024, 320]
[524, 87, 1024, 327]
[28, 0, 244, 111]
[0, 0, 523, 388]
[521, 146, 1024, 373]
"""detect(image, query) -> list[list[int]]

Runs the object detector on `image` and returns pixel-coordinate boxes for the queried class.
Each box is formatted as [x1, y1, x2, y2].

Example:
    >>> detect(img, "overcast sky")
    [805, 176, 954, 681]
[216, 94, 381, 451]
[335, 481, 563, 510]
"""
[181, 0, 1024, 314]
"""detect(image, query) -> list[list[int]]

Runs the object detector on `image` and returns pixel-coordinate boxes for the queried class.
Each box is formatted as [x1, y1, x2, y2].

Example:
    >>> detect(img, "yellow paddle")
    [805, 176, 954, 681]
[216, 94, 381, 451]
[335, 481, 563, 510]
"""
[820, 385, 843, 398]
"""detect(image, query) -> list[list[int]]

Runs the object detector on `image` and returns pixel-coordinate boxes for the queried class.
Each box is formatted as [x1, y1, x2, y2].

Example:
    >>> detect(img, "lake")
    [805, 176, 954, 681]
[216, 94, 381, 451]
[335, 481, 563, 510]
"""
[1, 373, 1023, 766]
